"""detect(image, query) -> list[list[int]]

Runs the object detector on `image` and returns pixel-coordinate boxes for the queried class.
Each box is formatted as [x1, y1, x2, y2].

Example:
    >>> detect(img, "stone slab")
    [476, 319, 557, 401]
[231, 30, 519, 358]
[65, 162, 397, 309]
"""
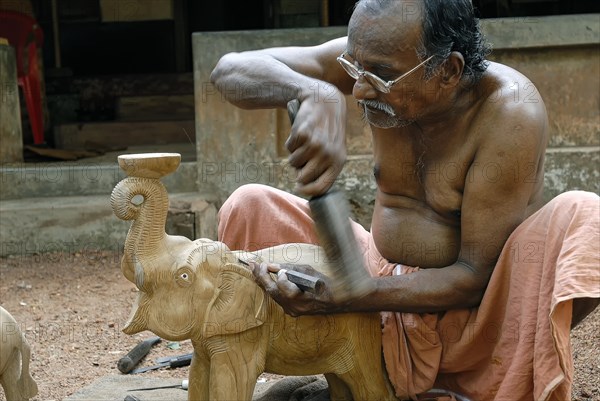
[64, 375, 188, 401]
[64, 375, 277, 401]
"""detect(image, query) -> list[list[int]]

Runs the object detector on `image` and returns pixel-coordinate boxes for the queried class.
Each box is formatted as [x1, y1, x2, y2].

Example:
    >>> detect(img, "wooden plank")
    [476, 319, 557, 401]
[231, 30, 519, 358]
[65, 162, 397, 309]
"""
[279, 0, 321, 15]
[0, 41, 23, 162]
[173, 0, 189, 72]
[116, 94, 194, 121]
[51, 0, 62, 68]
[53, 120, 195, 150]
[99, 0, 174, 22]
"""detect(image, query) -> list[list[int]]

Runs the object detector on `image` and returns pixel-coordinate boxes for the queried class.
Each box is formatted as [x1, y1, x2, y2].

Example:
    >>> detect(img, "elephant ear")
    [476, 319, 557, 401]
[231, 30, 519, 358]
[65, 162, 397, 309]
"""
[202, 263, 267, 338]
[231, 250, 263, 266]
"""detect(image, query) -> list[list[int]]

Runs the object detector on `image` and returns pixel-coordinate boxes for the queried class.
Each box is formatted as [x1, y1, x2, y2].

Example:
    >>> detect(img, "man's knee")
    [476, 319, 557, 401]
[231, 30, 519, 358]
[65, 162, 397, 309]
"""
[552, 190, 599, 209]
[228, 183, 273, 202]
[220, 184, 272, 216]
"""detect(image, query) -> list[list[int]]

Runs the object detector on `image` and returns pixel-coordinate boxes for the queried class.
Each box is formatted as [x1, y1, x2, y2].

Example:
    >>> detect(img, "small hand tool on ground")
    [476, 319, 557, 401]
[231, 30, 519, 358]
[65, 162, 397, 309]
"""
[117, 336, 161, 374]
[129, 353, 192, 374]
[128, 379, 189, 391]
[154, 352, 193, 365]
[286, 99, 372, 299]
[238, 258, 325, 294]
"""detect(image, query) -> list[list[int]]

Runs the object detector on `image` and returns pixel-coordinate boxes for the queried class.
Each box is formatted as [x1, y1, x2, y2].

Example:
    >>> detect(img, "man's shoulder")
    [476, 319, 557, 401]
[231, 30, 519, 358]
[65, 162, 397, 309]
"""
[473, 61, 548, 136]
[467, 61, 549, 162]
[477, 61, 546, 114]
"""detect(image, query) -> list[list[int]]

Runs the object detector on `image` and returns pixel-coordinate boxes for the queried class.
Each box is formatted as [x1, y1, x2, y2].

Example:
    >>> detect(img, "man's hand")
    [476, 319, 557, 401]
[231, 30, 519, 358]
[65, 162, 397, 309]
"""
[250, 261, 339, 316]
[287, 88, 347, 196]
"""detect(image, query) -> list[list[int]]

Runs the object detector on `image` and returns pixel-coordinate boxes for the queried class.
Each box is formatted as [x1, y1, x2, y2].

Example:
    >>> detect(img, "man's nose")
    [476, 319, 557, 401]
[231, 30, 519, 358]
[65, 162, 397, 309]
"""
[352, 76, 378, 101]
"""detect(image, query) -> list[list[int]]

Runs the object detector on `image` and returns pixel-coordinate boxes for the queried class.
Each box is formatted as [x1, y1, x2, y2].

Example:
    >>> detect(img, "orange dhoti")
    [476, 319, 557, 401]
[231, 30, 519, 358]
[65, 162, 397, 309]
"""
[218, 184, 600, 401]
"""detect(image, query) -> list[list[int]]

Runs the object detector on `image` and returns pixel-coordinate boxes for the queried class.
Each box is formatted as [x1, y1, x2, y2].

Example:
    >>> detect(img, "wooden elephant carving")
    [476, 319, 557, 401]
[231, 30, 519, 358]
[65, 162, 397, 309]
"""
[110, 153, 397, 401]
[0, 306, 38, 401]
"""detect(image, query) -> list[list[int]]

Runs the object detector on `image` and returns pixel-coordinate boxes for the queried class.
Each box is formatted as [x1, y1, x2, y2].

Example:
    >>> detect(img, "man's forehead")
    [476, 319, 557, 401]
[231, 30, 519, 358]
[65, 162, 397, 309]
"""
[347, 4, 422, 57]
[348, 0, 423, 56]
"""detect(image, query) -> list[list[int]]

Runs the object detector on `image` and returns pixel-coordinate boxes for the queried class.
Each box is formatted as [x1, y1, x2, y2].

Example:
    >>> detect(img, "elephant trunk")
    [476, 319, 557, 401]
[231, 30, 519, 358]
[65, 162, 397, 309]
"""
[110, 177, 169, 283]
[122, 292, 151, 335]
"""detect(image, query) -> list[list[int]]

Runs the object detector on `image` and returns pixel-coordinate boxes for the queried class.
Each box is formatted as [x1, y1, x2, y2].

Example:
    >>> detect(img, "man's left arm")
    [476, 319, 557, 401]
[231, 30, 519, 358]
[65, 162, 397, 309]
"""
[252, 103, 548, 315]
[351, 102, 549, 314]
[441, 104, 548, 308]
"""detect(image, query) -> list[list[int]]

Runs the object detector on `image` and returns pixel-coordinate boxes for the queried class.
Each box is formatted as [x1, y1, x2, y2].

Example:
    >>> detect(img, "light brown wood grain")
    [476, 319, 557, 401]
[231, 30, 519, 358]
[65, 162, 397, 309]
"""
[110, 153, 398, 401]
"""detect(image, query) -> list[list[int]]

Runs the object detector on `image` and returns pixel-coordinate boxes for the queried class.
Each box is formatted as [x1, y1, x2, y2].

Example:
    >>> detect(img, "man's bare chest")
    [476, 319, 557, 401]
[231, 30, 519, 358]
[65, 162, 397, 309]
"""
[372, 130, 476, 219]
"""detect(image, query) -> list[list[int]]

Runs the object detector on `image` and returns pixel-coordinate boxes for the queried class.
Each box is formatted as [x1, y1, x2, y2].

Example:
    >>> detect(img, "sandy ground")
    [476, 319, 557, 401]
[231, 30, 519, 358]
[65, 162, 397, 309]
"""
[0, 250, 598, 401]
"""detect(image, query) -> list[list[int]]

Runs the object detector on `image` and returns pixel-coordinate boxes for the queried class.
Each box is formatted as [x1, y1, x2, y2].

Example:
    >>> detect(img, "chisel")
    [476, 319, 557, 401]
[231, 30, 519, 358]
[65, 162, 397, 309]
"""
[117, 336, 161, 374]
[128, 379, 189, 391]
[129, 353, 192, 374]
[238, 258, 325, 295]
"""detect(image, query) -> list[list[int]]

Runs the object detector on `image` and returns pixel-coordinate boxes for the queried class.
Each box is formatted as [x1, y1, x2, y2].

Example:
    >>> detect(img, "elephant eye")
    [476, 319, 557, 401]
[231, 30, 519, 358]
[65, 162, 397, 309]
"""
[175, 267, 194, 287]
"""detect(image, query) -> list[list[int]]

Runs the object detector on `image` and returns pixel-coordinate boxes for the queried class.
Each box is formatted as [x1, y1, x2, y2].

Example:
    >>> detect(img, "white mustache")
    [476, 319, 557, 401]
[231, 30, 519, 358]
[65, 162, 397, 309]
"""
[359, 100, 396, 116]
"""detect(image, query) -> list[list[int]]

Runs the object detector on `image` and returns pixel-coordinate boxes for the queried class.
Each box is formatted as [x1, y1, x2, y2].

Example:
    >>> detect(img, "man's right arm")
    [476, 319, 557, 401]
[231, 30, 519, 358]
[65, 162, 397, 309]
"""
[209, 36, 353, 109]
[209, 37, 354, 196]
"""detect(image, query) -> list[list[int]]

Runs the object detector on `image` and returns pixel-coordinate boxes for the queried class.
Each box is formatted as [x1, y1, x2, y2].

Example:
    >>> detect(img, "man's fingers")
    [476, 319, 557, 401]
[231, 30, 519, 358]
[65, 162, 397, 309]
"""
[287, 145, 312, 169]
[267, 264, 281, 274]
[295, 165, 340, 196]
[285, 127, 309, 153]
[276, 270, 303, 297]
[296, 158, 326, 186]
[252, 262, 302, 298]
[252, 262, 279, 295]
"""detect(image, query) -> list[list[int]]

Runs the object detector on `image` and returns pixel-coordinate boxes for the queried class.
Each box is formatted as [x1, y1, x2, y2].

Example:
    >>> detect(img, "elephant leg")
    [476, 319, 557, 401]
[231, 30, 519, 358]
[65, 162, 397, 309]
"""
[187, 350, 210, 401]
[206, 335, 265, 401]
[208, 353, 261, 400]
[0, 348, 23, 401]
[324, 373, 352, 401]
[336, 361, 397, 401]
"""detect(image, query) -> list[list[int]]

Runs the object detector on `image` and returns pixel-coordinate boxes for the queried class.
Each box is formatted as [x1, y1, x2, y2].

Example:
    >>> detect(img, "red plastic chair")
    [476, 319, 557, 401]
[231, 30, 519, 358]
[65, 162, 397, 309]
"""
[0, 11, 45, 144]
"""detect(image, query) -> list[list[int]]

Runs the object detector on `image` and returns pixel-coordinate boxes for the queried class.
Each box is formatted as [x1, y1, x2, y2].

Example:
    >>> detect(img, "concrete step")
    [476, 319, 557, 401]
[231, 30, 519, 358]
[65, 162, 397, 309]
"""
[0, 192, 219, 257]
[0, 144, 209, 257]
[1, 147, 596, 257]
[0, 160, 198, 201]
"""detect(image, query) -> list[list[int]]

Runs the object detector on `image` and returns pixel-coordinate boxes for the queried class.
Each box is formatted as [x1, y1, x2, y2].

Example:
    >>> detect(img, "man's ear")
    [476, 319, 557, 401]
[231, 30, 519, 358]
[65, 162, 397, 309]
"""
[439, 51, 464, 88]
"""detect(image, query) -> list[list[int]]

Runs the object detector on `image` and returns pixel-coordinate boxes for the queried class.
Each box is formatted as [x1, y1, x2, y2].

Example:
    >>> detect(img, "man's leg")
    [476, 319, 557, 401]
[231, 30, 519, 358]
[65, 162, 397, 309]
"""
[548, 191, 600, 329]
[218, 184, 319, 251]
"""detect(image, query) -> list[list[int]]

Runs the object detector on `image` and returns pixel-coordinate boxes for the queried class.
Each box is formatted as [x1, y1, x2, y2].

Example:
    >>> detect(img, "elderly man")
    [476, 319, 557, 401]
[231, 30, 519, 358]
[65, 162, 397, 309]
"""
[211, 0, 599, 399]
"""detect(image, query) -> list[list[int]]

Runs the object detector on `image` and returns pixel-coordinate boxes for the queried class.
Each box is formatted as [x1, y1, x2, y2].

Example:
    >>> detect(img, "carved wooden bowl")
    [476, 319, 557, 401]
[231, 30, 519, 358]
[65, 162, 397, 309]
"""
[117, 153, 181, 179]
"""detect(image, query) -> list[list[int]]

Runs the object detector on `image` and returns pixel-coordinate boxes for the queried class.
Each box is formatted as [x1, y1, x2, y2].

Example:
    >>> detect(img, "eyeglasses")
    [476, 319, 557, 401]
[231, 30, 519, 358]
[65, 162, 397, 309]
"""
[337, 52, 434, 93]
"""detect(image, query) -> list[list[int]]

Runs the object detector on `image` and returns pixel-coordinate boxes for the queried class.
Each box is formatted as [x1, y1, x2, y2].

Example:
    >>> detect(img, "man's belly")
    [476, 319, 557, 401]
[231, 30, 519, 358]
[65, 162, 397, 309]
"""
[371, 197, 461, 268]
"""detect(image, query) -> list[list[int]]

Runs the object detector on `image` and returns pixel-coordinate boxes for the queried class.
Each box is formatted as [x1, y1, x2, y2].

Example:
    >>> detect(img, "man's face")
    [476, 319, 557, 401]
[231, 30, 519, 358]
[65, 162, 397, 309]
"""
[347, 1, 436, 129]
